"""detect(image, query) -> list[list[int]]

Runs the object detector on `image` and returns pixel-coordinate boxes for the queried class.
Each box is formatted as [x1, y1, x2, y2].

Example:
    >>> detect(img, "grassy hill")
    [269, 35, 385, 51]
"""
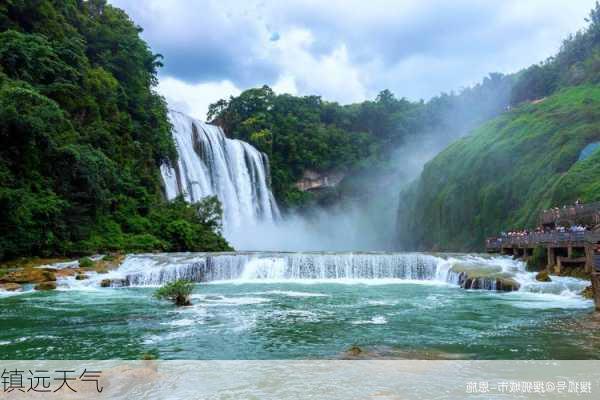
[397, 85, 600, 251]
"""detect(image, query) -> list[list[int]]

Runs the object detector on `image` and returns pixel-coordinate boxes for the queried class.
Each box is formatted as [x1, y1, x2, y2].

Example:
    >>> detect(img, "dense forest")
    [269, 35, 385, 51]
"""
[397, 3, 600, 251]
[208, 72, 513, 209]
[0, 0, 231, 261]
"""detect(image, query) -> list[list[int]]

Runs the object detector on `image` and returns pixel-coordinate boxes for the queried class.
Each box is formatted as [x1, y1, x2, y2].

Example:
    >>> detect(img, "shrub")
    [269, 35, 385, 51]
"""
[154, 279, 194, 306]
[79, 257, 94, 269]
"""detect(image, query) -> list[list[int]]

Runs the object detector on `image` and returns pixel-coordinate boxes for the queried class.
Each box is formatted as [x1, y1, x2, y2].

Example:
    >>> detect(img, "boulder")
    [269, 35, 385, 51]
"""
[535, 270, 552, 282]
[451, 265, 521, 292]
[3, 268, 56, 284]
[495, 277, 520, 292]
[1, 283, 22, 292]
[581, 285, 594, 300]
[75, 273, 89, 281]
[34, 281, 57, 291]
[100, 278, 127, 288]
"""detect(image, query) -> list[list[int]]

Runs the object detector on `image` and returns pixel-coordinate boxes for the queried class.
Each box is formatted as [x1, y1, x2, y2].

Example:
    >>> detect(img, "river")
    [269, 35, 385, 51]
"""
[1, 252, 598, 359]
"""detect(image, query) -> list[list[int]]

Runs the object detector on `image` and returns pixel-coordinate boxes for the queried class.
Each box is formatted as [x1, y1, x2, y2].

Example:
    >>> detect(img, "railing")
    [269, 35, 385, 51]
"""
[540, 201, 600, 226]
[486, 231, 600, 249]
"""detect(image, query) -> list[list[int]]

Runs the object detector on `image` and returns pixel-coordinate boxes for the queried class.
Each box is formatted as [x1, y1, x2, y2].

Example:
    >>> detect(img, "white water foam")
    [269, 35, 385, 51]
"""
[51, 252, 593, 309]
[352, 316, 388, 325]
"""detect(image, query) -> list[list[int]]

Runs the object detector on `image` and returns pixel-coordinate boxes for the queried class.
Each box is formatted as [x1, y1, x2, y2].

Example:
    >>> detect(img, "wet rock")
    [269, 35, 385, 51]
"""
[495, 277, 520, 292]
[34, 281, 57, 291]
[75, 273, 89, 281]
[452, 268, 520, 292]
[100, 278, 127, 288]
[581, 285, 594, 300]
[1, 283, 22, 292]
[535, 270, 552, 282]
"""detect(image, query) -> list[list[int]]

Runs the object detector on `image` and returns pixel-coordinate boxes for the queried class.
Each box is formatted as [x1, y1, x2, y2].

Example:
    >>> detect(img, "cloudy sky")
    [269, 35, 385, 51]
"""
[111, 0, 596, 120]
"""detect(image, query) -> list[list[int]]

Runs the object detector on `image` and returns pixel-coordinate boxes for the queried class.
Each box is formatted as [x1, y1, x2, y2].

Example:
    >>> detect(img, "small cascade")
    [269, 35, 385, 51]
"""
[160, 111, 280, 238]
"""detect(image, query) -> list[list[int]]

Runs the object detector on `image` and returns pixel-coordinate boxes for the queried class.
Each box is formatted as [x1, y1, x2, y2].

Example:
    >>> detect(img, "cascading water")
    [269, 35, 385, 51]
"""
[55, 252, 589, 301]
[160, 111, 280, 239]
[112, 252, 441, 286]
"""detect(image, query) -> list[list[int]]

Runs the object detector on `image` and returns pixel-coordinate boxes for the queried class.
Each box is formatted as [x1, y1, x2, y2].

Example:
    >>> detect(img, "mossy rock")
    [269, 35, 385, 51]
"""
[2, 268, 56, 284]
[35, 281, 57, 291]
[75, 273, 89, 281]
[79, 257, 95, 269]
[535, 271, 552, 282]
[581, 285, 594, 299]
[1, 283, 22, 292]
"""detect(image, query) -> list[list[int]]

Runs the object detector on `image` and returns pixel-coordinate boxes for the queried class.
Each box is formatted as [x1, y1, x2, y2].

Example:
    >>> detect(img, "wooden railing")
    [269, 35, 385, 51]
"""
[486, 231, 600, 249]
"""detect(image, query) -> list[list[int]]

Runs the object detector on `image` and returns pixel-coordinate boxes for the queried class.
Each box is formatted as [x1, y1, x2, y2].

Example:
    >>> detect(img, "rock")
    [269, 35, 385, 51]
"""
[346, 345, 363, 357]
[3, 268, 56, 284]
[34, 281, 56, 291]
[581, 285, 594, 300]
[42, 270, 56, 282]
[496, 277, 520, 292]
[1, 283, 22, 292]
[100, 278, 127, 288]
[535, 270, 552, 282]
[75, 273, 89, 281]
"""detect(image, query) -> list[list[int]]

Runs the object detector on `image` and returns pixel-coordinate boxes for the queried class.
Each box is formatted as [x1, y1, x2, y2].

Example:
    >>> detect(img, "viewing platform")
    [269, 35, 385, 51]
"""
[485, 201, 600, 310]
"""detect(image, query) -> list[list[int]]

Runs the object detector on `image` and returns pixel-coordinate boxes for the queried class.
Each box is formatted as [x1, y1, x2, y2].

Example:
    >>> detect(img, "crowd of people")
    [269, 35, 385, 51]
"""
[490, 200, 598, 244]
[499, 224, 591, 239]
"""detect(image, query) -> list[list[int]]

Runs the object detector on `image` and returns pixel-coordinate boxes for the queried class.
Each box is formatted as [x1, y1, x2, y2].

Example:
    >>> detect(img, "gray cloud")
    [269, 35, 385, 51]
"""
[111, 0, 596, 106]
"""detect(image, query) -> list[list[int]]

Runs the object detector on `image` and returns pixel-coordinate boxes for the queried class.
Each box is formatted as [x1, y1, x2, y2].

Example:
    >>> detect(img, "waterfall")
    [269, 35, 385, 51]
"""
[105, 252, 443, 286]
[53, 252, 591, 298]
[160, 111, 280, 238]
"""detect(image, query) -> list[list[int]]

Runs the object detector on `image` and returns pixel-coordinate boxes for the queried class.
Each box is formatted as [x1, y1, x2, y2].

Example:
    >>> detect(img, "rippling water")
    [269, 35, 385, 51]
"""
[1, 252, 598, 359]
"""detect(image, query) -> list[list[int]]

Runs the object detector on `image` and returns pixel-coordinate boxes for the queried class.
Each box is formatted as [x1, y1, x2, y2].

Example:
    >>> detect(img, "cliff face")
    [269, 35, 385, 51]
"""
[397, 85, 600, 252]
[295, 170, 346, 192]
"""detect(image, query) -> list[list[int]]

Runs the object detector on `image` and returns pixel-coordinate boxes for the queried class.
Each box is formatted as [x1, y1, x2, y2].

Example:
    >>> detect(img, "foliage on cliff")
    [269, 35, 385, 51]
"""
[397, 3, 600, 252]
[398, 86, 600, 251]
[0, 0, 231, 260]
[209, 76, 513, 209]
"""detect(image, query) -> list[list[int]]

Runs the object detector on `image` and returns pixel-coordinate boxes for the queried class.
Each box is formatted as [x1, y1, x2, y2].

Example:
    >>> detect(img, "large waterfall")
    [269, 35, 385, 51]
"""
[160, 111, 280, 237]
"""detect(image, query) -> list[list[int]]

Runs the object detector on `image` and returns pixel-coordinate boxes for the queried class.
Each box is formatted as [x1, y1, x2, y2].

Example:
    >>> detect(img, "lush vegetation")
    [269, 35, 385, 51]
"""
[398, 86, 600, 251]
[0, 0, 231, 260]
[397, 4, 600, 252]
[154, 279, 193, 306]
[208, 76, 513, 209]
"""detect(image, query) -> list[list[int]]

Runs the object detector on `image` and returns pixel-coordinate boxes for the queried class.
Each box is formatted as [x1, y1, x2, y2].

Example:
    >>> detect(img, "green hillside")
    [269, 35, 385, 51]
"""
[397, 85, 600, 251]
[397, 3, 600, 252]
[0, 0, 230, 260]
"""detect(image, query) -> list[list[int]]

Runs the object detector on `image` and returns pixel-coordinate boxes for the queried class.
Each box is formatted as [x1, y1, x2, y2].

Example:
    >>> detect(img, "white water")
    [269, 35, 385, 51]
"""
[46, 252, 587, 302]
[2, 253, 592, 310]
[160, 111, 280, 241]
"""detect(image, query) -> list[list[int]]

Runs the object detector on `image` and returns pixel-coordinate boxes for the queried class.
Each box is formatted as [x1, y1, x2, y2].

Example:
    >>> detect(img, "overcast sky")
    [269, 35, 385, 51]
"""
[111, 0, 596, 120]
